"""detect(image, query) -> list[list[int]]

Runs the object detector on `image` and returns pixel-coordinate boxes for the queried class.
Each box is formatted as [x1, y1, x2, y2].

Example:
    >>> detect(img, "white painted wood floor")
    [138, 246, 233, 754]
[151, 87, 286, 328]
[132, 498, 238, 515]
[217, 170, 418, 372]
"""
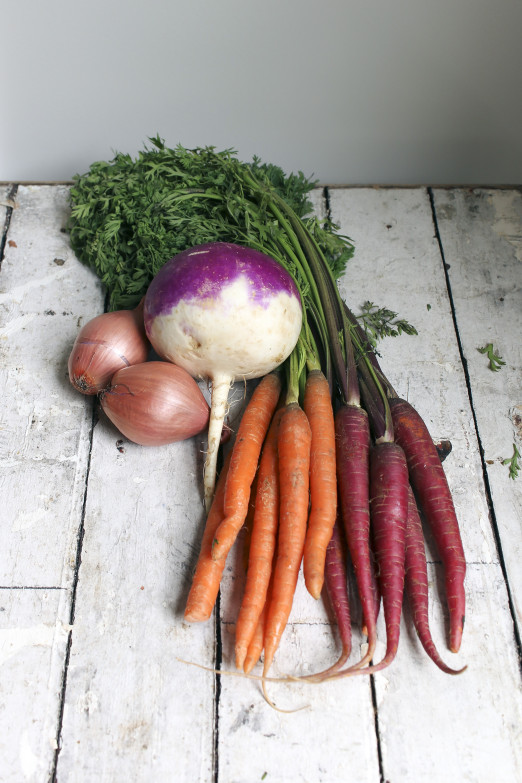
[1, 184, 521, 783]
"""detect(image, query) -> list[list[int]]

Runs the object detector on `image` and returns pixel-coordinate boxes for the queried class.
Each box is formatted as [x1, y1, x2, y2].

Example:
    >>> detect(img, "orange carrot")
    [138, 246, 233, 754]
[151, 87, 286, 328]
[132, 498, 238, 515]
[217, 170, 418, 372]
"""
[263, 403, 312, 676]
[302, 369, 337, 600]
[212, 373, 281, 562]
[235, 409, 283, 670]
[244, 558, 276, 674]
[184, 452, 232, 622]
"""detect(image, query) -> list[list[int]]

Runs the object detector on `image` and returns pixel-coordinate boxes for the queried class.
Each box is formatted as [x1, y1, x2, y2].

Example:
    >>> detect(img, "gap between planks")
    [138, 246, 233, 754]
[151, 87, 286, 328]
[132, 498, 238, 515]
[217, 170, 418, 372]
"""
[50, 400, 97, 782]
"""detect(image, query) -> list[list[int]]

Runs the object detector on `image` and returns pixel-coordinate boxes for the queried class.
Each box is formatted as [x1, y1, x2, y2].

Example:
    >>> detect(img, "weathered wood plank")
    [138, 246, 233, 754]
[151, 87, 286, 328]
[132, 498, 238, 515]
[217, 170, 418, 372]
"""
[375, 562, 521, 783]
[0, 587, 70, 783]
[1, 184, 520, 783]
[0, 185, 103, 587]
[0, 185, 103, 783]
[216, 634, 380, 783]
[55, 407, 218, 781]
[328, 187, 522, 782]
[433, 187, 522, 629]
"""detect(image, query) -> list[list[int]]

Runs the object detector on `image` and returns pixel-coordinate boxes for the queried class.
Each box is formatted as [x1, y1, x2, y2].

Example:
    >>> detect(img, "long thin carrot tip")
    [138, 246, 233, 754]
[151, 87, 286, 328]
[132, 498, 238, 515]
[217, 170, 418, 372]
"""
[243, 657, 257, 675]
[305, 576, 323, 601]
[450, 619, 464, 654]
[184, 609, 210, 623]
[235, 645, 247, 671]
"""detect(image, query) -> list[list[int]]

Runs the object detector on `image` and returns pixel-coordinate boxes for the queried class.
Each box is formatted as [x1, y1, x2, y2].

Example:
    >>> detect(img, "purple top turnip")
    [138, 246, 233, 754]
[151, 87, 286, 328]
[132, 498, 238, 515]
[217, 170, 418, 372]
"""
[144, 242, 302, 508]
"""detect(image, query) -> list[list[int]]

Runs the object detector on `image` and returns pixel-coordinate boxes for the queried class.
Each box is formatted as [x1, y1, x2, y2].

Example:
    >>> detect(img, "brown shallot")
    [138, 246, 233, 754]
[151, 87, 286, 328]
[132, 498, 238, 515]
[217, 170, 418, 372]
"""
[68, 301, 149, 395]
[100, 361, 210, 446]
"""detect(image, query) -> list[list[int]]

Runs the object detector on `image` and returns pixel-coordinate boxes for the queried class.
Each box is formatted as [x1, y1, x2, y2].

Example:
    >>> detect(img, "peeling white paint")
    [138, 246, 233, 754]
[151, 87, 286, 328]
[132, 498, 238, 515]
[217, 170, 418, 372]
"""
[0, 313, 37, 339]
[77, 690, 100, 715]
[0, 621, 71, 666]
[0, 267, 69, 305]
[12, 507, 48, 532]
[19, 730, 40, 779]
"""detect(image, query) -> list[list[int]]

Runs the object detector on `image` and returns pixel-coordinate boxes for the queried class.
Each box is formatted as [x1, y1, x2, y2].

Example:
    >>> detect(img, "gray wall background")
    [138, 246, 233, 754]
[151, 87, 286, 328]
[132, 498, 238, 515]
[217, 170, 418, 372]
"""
[2, 0, 522, 184]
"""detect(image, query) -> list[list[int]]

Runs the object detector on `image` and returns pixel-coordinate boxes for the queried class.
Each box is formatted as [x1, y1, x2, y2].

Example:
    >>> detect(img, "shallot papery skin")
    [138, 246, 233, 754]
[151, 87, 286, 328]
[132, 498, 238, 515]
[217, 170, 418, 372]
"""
[68, 304, 149, 395]
[100, 361, 210, 446]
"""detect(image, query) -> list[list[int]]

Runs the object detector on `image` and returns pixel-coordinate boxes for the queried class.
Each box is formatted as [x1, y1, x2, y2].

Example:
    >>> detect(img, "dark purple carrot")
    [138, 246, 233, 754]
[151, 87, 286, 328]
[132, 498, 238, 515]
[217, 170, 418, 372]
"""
[324, 518, 352, 665]
[335, 403, 377, 667]
[302, 517, 352, 682]
[389, 397, 466, 653]
[369, 441, 409, 670]
[304, 439, 409, 683]
[405, 485, 466, 675]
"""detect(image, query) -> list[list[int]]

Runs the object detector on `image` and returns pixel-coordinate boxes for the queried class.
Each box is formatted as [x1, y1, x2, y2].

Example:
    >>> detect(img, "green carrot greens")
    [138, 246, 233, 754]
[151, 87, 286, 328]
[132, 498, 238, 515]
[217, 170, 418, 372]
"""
[68, 136, 354, 311]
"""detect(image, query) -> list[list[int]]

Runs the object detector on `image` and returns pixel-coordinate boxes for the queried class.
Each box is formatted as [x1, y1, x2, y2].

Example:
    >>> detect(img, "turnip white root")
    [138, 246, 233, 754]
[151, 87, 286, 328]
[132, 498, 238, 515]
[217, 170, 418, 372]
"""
[143, 242, 302, 509]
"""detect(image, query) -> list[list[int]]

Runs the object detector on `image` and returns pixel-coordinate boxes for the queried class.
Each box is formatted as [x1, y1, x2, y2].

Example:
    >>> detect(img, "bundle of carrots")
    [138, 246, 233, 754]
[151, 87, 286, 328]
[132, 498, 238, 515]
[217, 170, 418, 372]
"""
[184, 176, 467, 684]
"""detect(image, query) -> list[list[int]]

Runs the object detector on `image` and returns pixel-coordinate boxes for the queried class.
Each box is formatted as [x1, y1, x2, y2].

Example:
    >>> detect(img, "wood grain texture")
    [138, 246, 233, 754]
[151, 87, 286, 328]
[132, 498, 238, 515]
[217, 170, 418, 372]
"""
[0, 186, 103, 586]
[328, 187, 522, 783]
[433, 188, 522, 630]
[0, 185, 520, 783]
[0, 587, 70, 783]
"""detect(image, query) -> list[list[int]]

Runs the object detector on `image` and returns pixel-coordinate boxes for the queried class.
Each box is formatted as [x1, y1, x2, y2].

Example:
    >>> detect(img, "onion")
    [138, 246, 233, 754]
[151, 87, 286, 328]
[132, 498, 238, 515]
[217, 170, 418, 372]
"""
[99, 361, 210, 446]
[68, 301, 150, 395]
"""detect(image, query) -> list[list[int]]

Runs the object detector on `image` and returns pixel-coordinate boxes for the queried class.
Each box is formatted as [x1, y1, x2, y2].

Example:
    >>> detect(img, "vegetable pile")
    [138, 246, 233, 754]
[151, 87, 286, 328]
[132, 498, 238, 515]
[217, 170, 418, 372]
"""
[67, 138, 466, 686]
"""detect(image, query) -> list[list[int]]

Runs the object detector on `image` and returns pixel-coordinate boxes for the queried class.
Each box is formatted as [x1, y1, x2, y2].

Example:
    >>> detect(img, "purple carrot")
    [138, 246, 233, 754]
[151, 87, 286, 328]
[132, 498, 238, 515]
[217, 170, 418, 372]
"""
[405, 485, 466, 674]
[369, 441, 409, 670]
[335, 404, 377, 667]
[390, 397, 466, 653]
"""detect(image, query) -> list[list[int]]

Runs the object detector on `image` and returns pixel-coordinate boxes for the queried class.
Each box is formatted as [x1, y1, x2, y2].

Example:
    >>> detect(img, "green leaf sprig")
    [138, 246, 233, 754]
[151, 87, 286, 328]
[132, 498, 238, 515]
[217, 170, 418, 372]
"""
[477, 343, 505, 372]
[357, 301, 418, 348]
[502, 443, 520, 480]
